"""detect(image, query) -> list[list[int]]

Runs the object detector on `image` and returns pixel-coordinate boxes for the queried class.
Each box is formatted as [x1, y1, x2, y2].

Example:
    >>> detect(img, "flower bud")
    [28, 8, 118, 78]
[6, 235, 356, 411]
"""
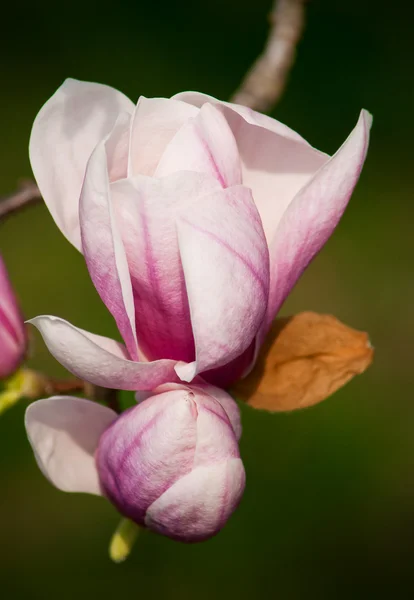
[96, 386, 245, 542]
[0, 256, 26, 379]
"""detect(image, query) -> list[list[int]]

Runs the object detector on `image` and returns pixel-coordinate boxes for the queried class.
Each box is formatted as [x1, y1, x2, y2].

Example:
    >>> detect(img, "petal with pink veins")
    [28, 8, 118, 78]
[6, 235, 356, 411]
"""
[260, 110, 372, 339]
[149, 380, 242, 440]
[191, 382, 242, 440]
[155, 103, 242, 187]
[29, 78, 134, 250]
[111, 172, 221, 363]
[25, 396, 117, 494]
[145, 459, 245, 542]
[173, 91, 328, 243]
[79, 117, 138, 359]
[174, 185, 270, 381]
[28, 316, 179, 390]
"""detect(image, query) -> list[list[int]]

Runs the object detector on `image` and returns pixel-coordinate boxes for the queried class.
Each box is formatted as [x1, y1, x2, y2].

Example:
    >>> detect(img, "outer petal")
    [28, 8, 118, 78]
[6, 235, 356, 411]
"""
[128, 97, 199, 177]
[29, 78, 134, 250]
[79, 117, 138, 358]
[97, 390, 197, 523]
[174, 185, 270, 381]
[155, 103, 242, 187]
[261, 110, 372, 337]
[145, 459, 245, 542]
[191, 382, 242, 440]
[148, 381, 242, 440]
[193, 394, 240, 464]
[28, 316, 179, 390]
[25, 396, 117, 494]
[173, 91, 328, 243]
[0, 257, 26, 378]
[111, 172, 221, 363]
[173, 91, 309, 144]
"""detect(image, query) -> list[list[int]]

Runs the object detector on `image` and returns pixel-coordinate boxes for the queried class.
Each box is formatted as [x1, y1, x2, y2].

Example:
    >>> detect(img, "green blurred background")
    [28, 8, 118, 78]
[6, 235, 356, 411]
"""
[1, 0, 413, 597]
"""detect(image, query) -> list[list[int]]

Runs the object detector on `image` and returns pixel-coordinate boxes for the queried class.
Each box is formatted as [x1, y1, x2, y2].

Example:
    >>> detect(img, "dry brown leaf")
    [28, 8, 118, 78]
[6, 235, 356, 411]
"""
[230, 311, 374, 412]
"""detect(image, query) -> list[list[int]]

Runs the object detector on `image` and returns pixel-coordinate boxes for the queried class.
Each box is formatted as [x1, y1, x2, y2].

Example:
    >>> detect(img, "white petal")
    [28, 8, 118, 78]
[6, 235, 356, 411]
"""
[29, 78, 134, 249]
[28, 315, 179, 390]
[25, 396, 117, 494]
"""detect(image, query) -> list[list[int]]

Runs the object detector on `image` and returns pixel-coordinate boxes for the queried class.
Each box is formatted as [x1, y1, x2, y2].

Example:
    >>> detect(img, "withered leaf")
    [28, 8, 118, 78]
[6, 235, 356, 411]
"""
[230, 311, 374, 412]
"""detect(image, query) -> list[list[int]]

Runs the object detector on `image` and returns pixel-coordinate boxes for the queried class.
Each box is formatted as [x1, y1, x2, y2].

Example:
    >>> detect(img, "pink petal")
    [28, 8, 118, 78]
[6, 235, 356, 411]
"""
[174, 185, 269, 381]
[173, 91, 328, 243]
[111, 172, 221, 363]
[201, 342, 255, 389]
[0, 257, 26, 377]
[261, 110, 372, 337]
[150, 381, 242, 440]
[97, 389, 198, 523]
[29, 78, 134, 250]
[28, 316, 179, 390]
[25, 396, 117, 494]
[155, 103, 242, 187]
[128, 97, 199, 177]
[173, 91, 309, 144]
[79, 117, 138, 359]
[145, 459, 245, 542]
[193, 395, 240, 465]
[191, 382, 242, 440]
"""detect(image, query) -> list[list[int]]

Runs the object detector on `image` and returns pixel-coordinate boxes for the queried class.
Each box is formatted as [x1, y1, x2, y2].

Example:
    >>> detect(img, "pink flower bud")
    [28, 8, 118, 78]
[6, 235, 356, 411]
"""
[96, 385, 245, 542]
[0, 256, 26, 378]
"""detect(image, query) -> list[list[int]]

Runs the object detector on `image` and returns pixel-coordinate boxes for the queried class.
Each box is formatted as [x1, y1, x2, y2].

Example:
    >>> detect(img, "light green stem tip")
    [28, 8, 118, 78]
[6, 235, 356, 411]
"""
[109, 518, 141, 563]
[0, 389, 21, 416]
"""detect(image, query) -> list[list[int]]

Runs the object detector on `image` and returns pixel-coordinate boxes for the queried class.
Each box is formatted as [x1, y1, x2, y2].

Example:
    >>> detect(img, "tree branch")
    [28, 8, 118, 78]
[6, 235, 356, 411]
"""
[231, 0, 307, 112]
[0, 180, 42, 221]
[17, 369, 122, 414]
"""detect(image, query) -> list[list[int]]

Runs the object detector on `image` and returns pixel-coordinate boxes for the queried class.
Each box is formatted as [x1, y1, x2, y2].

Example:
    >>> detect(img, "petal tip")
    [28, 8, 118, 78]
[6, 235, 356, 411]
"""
[175, 362, 196, 383]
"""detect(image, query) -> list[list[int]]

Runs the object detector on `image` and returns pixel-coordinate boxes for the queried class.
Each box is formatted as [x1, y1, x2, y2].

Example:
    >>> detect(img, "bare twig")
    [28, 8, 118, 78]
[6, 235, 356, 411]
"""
[0, 180, 42, 221]
[18, 369, 122, 414]
[231, 0, 307, 112]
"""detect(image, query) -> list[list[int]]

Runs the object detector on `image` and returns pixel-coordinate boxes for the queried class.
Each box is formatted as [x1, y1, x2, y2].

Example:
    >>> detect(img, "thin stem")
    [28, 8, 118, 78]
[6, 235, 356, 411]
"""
[231, 0, 307, 112]
[0, 180, 42, 221]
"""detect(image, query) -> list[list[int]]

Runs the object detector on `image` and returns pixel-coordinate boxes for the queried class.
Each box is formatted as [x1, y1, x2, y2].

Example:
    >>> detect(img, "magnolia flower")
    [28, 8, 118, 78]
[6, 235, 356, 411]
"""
[0, 256, 26, 379]
[29, 78, 371, 390]
[25, 383, 244, 542]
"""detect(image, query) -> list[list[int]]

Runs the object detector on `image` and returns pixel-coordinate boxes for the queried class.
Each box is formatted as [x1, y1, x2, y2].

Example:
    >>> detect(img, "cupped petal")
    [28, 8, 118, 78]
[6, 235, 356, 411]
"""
[79, 116, 138, 359]
[191, 382, 242, 440]
[193, 394, 240, 465]
[0, 257, 25, 347]
[111, 172, 221, 363]
[173, 91, 309, 144]
[155, 103, 242, 187]
[145, 459, 245, 542]
[28, 315, 179, 390]
[97, 390, 197, 523]
[128, 97, 199, 177]
[146, 380, 242, 440]
[29, 78, 134, 250]
[261, 110, 372, 338]
[25, 396, 117, 494]
[173, 91, 328, 243]
[174, 185, 270, 381]
[0, 257, 26, 377]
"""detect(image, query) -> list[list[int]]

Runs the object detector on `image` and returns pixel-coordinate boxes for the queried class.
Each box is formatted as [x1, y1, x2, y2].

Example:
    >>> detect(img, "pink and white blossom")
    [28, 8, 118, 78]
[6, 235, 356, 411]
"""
[25, 384, 245, 542]
[0, 256, 26, 379]
[29, 79, 371, 390]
